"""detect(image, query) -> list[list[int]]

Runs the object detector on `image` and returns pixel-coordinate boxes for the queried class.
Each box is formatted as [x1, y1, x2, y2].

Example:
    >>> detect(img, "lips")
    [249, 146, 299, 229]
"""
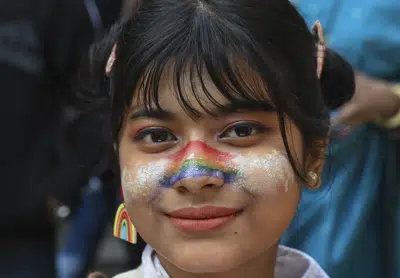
[169, 206, 240, 219]
[168, 206, 241, 232]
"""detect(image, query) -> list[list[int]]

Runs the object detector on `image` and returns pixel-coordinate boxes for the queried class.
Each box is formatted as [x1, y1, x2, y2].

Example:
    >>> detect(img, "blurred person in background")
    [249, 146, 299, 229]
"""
[57, 172, 120, 278]
[0, 0, 112, 277]
[281, 1, 400, 278]
[57, 1, 147, 277]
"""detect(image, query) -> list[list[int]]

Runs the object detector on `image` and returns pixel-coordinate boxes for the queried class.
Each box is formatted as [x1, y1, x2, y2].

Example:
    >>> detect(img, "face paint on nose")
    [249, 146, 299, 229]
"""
[121, 142, 293, 201]
[159, 141, 239, 187]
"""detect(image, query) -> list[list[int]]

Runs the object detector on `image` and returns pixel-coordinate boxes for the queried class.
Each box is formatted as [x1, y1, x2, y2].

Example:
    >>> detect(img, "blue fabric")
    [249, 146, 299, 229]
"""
[281, 1, 400, 277]
[57, 177, 120, 278]
[291, 0, 400, 79]
[282, 125, 389, 278]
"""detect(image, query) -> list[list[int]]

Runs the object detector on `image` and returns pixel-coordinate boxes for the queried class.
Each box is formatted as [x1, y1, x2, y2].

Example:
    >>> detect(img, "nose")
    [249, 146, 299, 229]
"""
[173, 174, 225, 194]
[166, 141, 232, 193]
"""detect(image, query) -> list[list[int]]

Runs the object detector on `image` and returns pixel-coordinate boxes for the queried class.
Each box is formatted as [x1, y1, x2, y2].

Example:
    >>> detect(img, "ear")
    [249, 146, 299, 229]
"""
[303, 138, 329, 189]
[312, 20, 326, 79]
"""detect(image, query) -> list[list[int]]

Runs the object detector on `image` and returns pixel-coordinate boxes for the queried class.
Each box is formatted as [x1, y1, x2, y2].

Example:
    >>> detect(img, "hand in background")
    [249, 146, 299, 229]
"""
[331, 72, 400, 127]
[88, 272, 108, 278]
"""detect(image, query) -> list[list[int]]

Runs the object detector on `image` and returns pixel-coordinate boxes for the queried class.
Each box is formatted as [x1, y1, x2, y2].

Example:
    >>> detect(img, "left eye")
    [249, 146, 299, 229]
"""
[218, 122, 267, 138]
[133, 128, 178, 144]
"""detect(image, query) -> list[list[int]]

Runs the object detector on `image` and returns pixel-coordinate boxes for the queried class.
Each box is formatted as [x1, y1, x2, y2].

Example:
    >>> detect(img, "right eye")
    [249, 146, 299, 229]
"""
[133, 128, 178, 144]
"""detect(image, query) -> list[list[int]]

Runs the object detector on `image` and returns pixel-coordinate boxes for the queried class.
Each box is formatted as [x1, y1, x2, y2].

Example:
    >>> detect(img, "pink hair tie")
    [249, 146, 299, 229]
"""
[105, 43, 117, 76]
[312, 20, 325, 79]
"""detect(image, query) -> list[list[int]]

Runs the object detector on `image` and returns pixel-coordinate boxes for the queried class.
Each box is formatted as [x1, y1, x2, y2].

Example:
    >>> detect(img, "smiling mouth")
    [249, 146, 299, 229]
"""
[167, 206, 242, 232]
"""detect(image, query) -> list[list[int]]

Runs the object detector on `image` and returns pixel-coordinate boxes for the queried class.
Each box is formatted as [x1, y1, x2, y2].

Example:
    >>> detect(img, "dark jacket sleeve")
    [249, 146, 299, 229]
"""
[44, 0, 116, 214]
[0, 0, 97, 233]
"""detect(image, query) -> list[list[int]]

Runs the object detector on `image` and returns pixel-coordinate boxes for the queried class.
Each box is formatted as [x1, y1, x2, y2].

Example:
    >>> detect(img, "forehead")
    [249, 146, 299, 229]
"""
[131, 61, 271, 116]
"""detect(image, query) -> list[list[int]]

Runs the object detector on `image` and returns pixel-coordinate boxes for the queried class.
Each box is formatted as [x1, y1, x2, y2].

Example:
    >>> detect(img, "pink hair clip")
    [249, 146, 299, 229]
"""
[105, 43, 117, 76]
[312, 20, 326, 79]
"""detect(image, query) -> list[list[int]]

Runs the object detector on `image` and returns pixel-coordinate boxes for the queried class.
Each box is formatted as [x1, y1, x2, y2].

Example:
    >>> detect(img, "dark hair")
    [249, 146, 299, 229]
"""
[75, 0, 354, 183]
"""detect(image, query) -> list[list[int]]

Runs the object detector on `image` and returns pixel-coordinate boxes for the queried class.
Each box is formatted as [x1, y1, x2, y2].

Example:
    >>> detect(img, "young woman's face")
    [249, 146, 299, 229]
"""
[118, 71, 304, 273]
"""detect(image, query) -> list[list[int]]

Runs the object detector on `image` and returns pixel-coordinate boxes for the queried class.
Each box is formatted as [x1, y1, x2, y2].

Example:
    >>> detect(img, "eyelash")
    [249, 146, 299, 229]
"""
[218, 121, 269, 139]
[132, 121, 269, 145]
[133, 127, 178, 143]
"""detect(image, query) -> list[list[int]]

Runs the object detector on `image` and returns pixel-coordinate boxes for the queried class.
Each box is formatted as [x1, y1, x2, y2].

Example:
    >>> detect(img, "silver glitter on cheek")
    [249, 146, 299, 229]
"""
[230, 150, 294, 195]
[121, 159, 170, 200]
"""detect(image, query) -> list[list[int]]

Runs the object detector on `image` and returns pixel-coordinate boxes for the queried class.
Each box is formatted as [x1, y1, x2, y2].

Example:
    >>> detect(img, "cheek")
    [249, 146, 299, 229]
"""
[120, 159, 170, 201]
[231, 150, 296, 195]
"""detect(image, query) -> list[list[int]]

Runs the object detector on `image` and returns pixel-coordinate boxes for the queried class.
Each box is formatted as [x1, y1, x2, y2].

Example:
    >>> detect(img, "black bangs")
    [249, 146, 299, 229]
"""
[112, 1, 283, 121]
[132, 52, 277, 120]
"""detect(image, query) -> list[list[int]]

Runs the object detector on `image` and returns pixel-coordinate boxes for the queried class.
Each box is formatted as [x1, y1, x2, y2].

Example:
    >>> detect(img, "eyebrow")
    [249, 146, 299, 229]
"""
[215, 101, 276, 116]
[129, 100, 276, 121]
[130, 109, 175, 120]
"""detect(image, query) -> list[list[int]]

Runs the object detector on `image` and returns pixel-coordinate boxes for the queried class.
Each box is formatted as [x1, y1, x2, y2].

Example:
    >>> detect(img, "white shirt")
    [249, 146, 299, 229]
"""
[114, 244, 329, 278]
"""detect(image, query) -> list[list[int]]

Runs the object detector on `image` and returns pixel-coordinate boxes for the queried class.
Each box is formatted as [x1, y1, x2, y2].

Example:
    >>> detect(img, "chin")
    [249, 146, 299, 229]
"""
[164, 242, 246, 274]
[174, 254, 238, 273]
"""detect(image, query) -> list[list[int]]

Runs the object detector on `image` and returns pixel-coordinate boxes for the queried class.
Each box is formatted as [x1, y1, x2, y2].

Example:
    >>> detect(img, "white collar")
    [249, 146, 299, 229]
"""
[118, 244, 329, 278]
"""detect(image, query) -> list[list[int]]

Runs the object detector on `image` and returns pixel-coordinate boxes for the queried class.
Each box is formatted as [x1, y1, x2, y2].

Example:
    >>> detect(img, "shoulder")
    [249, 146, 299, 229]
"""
[276, 245, 330, 278]
[113, 266, 143, 278]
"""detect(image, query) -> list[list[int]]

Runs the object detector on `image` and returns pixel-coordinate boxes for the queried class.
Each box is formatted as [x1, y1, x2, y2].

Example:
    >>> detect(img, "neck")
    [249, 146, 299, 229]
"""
[158, 244, 278, 278]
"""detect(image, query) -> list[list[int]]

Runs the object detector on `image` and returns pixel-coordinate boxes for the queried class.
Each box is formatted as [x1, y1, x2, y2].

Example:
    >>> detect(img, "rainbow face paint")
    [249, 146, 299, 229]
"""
[159, 141, 239, 187]
[121, 141, 294, 200]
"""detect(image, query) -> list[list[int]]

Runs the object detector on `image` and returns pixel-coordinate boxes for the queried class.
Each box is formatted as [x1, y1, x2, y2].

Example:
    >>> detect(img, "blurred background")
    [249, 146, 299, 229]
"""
[0, 0, 399, 278]
[58, 218, 129, 276]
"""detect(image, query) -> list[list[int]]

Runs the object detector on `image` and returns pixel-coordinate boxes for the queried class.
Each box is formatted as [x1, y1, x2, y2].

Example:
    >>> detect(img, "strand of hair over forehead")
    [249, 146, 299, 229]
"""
[123, 0, 279, 120]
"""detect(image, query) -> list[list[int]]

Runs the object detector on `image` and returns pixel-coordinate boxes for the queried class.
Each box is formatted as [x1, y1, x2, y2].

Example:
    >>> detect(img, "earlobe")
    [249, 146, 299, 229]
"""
[304, 138, 328, 189]
[304, 163, 323, 189]
[312, 20, 326, 79]
[306, 171, 320, 189]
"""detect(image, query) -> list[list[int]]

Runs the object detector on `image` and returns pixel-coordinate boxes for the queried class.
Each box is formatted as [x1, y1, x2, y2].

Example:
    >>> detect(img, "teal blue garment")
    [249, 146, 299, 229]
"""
[281, 1, 400, 277]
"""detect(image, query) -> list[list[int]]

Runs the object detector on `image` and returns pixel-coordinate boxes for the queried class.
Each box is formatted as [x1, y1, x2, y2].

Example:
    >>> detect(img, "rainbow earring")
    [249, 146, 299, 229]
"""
[113, 202, 137, 244]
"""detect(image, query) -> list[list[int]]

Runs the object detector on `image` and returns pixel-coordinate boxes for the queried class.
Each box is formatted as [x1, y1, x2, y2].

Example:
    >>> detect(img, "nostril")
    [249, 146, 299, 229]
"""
[177, 186, 187, 194]
[205, 184, 215, 188]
